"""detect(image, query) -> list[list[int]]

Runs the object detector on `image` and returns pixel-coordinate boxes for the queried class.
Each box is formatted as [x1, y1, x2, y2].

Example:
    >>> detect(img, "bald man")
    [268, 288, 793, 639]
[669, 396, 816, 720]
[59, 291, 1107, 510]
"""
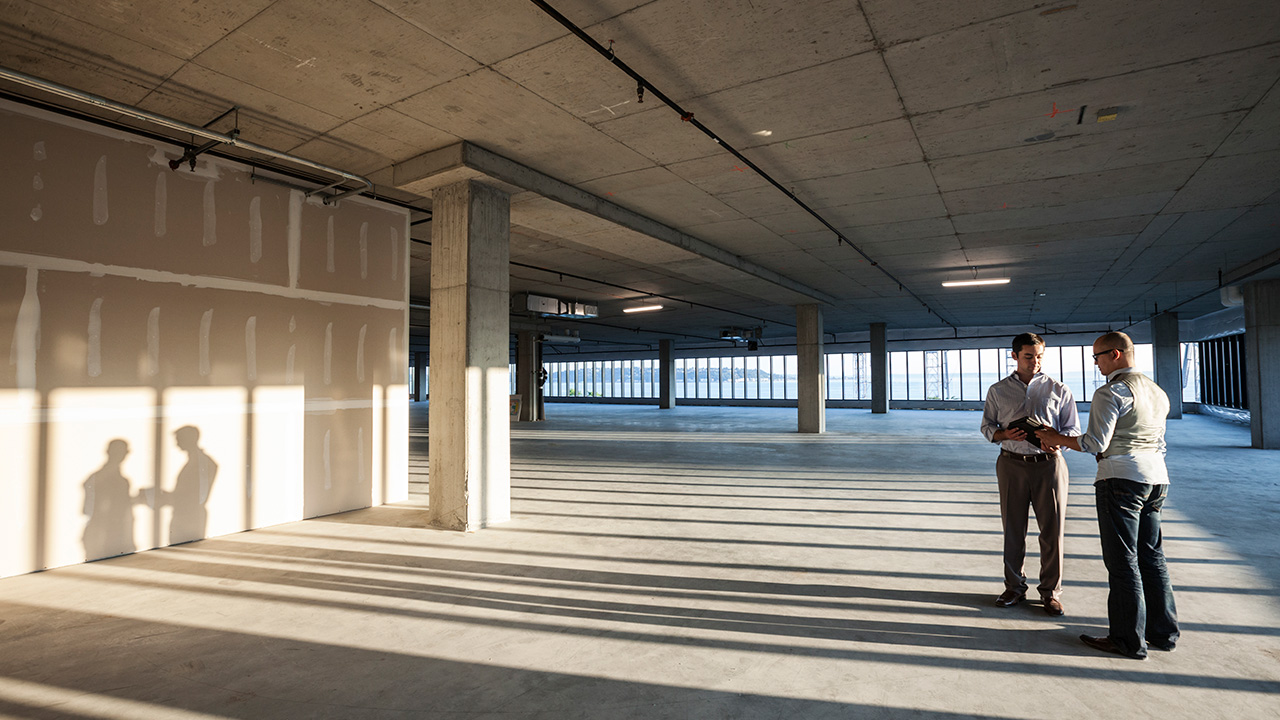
[1038, 331, 1179, 660]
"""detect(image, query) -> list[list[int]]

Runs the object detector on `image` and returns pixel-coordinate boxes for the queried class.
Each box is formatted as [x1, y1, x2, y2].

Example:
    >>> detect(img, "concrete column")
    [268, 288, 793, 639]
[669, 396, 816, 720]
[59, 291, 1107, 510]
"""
[428, 180, 511, 530]
[870, 322, 888, 414]
[413, 351, 428, 402]
[515, 331, 540, 421]
[1244, 279, 1280, 449]
[659, 339, 675, 409]
[1151, 312, 1183, 419]
[535, 340, 546, 420]
[797, 304, 825, 433]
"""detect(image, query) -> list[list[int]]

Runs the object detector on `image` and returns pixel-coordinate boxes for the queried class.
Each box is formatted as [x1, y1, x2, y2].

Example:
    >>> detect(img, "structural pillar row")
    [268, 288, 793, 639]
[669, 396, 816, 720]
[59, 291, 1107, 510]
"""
[870, 322, 888, 414]
[1244, 279, 1280, 449]
[413, 351, 428, 402]
[428, 179, 511, 531]
[659, 339, 675, 409]
[797, 304, 825, 433]
[515, 331, 542, 422]
[1151, 312, 1182, 419]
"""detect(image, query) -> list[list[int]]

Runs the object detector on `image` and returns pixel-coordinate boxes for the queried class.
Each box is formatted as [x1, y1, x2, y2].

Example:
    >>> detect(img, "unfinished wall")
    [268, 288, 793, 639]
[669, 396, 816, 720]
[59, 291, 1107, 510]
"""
[0, 100, 409, 578]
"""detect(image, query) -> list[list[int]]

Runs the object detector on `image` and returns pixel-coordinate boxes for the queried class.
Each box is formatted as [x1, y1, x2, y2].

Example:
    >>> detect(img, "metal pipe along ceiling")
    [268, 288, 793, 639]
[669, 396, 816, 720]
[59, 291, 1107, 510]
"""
[527, 0, 957, 329]
[0, 65, 372, 205]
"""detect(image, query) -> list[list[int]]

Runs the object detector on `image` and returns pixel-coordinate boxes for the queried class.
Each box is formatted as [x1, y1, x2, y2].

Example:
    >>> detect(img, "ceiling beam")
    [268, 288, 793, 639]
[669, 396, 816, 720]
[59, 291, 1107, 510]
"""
[394, 141, 838, 305]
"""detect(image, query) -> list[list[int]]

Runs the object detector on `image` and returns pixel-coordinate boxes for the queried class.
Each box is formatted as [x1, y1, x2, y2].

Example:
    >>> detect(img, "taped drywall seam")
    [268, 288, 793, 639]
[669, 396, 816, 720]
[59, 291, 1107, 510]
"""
[359, 222, 368, 280]
[357, 324, 367, 382]
[286, 315, 296, 384]
[202, 180, 216, 246]
[0, 251, 405, 310]
[324, 322, 333, 385]
[87, 298, 103, 377]
[288, 190, 302, 288]
[390, 226, 398, 281]
[249, 196, 262, 263]
[93, 156, 109, 226]
[199, 309, 213, 376]
[32, 170, 44, 221]
[154, 172, 167, 236]
[11, 268, 40, 389]
[245, 316, 257, 381]
[327, 216, 335, 273]
[147, 307, 160, 376]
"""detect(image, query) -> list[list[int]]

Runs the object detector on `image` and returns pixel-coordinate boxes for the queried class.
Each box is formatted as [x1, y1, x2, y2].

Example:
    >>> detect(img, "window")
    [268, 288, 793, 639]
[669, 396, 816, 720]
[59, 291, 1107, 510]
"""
[1199, 334, 1245, 409]
[1180, 342, 1200, 404]
[784, 355, 798, 400]
[536, 343, 1162, 406]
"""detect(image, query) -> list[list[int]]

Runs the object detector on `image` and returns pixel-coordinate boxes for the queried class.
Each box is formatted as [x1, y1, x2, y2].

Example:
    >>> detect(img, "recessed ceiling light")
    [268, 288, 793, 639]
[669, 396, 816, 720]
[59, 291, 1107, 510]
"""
[623, 304, 664, 313]
[941, 278, 1011, 288]
[753, 130, 773, 137]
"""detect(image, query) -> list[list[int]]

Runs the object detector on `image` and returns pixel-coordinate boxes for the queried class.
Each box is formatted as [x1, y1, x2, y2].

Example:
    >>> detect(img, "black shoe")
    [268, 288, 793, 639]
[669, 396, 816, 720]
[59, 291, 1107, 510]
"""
[1080, 634, 1146, 660]
[1148, 639, 1177, 652]
[995, 590, 1026, 607]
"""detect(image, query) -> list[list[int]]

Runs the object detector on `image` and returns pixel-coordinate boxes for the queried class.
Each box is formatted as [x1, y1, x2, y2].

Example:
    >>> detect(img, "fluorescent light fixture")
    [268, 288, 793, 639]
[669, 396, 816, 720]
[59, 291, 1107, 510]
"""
[753, 130, 773, 137]
[941, 278, 1010, 288]
[623, 304, 664, 313]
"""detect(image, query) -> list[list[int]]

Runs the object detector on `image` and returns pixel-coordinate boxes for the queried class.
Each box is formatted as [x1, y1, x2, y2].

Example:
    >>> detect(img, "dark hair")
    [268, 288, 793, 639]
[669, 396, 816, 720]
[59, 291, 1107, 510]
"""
[1012, 332, 1044, 354]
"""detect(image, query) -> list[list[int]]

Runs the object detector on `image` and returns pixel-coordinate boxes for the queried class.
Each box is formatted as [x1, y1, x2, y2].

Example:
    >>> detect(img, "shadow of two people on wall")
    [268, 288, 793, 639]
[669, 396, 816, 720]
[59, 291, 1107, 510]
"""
[82, 426, 219, 559]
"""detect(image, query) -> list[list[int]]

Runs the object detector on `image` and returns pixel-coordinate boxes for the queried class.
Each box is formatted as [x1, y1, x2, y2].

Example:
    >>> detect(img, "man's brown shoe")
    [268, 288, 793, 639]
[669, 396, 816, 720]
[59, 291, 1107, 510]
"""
[1043, 597, 1065, 616]
[995, 590, 1026, 607]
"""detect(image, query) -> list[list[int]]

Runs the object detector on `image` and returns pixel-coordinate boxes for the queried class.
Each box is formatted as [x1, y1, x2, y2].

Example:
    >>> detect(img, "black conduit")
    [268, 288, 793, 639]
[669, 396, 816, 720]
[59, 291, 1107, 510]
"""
[528, 0, 956, 329]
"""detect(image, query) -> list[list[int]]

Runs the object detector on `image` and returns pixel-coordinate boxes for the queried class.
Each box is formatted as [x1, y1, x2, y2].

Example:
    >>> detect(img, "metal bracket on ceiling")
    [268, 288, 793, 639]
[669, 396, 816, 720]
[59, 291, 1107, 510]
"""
[0, 64, 372, 206]
[169, 106, 240, 172]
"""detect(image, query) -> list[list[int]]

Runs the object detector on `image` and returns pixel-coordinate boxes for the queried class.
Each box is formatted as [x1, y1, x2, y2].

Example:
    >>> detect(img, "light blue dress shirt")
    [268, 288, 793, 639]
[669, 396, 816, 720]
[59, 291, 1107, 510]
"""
[981, 372, 1080, 455]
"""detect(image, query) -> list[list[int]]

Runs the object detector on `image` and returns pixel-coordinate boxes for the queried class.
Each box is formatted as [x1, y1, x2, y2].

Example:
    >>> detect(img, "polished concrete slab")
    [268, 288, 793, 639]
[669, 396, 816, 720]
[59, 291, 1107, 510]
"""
[1, 405, 1278, 719]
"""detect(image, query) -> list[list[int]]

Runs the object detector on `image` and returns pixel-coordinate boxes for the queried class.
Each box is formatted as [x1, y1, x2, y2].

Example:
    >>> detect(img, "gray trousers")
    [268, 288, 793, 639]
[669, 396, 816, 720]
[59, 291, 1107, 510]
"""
[996, 453, 1069, 599]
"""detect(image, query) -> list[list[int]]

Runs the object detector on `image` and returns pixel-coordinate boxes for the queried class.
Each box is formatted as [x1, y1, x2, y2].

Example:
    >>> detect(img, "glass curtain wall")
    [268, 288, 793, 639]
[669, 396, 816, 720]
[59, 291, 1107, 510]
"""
[497, 342, 1198, 403]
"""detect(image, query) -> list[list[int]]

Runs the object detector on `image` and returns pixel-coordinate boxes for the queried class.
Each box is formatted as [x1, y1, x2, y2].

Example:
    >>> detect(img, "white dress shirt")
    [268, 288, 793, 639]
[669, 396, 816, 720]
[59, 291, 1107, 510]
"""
[981, 372, 1081, 455]
[1077, 368, 1170, 484]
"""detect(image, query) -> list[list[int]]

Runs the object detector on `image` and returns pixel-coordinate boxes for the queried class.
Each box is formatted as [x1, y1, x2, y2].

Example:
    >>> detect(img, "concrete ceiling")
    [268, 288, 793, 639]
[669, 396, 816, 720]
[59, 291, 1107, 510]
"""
[3, 0, 1279, 348]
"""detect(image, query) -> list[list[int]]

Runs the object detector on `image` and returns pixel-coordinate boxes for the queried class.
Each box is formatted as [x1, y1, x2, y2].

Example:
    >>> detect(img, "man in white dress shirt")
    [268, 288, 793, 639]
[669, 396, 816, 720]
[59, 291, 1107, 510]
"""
[981, 333, 1080, 616]
[1038, 331, 1179, 659]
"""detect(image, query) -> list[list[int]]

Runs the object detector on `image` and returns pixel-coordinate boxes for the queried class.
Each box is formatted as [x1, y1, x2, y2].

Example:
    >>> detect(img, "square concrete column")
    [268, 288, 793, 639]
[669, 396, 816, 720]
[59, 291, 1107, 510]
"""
[1244, 279, 1280, 449]
[659, 339, 675, 409]
[870, 322, 888, 414]
[515, 331, 540, 421]
[797, 304, 825, 433]
[413, 351, 428, 402]
[428, 180, 511, 530]
[1151, 312, 1183, 419]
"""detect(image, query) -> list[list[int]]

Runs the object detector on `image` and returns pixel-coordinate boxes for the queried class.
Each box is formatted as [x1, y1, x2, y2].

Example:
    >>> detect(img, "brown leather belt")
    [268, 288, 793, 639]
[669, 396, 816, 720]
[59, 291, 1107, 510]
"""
[1001, 449, 1058, 463]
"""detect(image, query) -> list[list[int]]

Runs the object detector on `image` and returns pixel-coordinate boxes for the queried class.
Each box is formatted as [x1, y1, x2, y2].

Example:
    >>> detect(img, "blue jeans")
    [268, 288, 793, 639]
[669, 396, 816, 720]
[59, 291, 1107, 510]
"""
[1095, 479, 1180, 658]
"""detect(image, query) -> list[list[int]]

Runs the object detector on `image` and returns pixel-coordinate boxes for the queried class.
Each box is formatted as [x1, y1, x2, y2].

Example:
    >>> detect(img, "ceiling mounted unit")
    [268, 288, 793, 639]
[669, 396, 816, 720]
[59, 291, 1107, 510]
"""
[720, 326, 762, 342]
[513, 292, 598, 319]
[540, 329, 581, 344]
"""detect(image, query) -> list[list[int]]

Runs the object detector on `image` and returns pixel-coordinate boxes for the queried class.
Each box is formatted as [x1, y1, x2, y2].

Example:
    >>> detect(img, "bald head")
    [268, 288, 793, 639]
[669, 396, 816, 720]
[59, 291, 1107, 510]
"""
[1095, 331, 1134, 357]
[1092, 331, 1135, 373]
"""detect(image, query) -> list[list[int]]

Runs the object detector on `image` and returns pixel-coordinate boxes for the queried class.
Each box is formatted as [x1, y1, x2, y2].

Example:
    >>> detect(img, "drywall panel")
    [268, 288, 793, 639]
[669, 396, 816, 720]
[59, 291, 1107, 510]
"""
[295, 198, 409, 302]
[0, 100, 408, 577]
[0, 105, 292, 285]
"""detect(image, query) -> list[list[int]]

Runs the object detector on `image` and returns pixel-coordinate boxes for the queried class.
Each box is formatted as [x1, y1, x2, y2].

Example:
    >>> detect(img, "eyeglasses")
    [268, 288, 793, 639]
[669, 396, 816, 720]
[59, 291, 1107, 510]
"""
[1091, 349, 1116, 360]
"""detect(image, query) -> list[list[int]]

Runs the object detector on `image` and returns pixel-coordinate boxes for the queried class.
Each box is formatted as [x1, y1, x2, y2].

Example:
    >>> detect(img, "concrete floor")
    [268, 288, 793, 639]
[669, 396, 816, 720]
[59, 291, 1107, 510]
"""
[2, 405, 1279, 719]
